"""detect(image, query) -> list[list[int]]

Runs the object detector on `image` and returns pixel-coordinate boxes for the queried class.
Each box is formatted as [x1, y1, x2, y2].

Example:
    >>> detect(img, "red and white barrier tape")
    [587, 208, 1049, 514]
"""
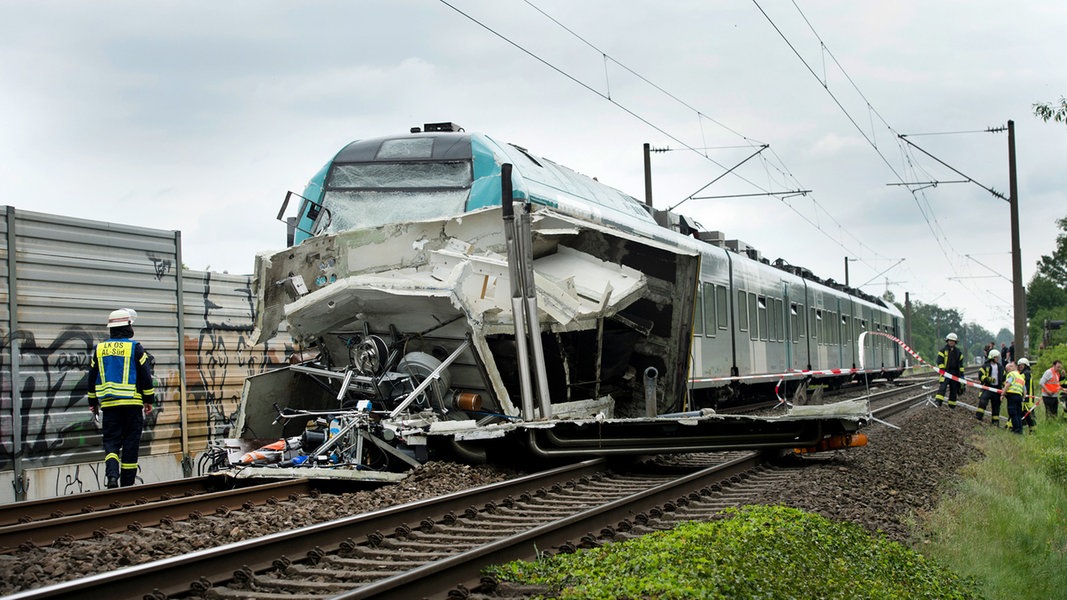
[688, 330, 1022, 399]
[859, 330, 1014, 396]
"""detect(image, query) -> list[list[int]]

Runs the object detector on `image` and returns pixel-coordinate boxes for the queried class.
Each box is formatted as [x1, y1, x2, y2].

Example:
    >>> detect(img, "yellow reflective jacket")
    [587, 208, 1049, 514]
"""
[88, 338, 156, 409]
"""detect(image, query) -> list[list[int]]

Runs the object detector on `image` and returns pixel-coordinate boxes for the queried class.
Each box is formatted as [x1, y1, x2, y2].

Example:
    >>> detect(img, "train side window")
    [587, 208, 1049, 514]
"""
[790, 303, 800, 342]
[756, 296, 767, 341]
[716, 285, 728, 330]
[809, 307, 817, 340]
[702, 282, 716, 336]
[828, 311, 836, 344]
[693, 286, 704, 336]
[815, 309, 823, 343]
[797, 303, 805, 338]
[737, 289, 749, 332]
[841, 314, 849, 345]
[749, 294, 759, 341]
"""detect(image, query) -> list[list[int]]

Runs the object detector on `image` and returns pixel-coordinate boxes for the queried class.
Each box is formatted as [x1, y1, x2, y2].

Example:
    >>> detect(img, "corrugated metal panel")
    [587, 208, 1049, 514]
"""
[7, 208, 181, 470]
[178, 270, 292, 466]
[0, 211, 11, 477]
[0, 207, 294, 484]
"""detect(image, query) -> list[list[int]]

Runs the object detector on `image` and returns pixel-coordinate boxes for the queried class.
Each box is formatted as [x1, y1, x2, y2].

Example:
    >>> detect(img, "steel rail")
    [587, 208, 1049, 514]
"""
[334, 452, 762, 600]
[0, 476, 215, 527]
[871, 389, 938, 421]
[3, 459, 610, 600]
[0, 478, 310, 551]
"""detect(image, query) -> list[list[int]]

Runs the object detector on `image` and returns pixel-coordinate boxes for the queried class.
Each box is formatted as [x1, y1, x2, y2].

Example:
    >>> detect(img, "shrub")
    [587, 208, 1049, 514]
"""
[488, 505, 978, 599]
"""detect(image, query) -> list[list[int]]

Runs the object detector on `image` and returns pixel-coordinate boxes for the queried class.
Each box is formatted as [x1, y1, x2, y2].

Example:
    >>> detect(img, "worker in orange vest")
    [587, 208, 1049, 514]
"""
[1039, 360, 1064, 420]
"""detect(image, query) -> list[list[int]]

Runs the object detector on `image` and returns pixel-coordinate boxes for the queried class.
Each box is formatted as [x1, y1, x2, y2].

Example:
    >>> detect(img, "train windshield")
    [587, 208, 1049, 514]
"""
[317, 160, 472, 233]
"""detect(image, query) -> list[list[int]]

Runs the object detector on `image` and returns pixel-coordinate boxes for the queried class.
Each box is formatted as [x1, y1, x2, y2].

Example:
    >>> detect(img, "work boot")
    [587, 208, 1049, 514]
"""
[105, 476, 119, 489]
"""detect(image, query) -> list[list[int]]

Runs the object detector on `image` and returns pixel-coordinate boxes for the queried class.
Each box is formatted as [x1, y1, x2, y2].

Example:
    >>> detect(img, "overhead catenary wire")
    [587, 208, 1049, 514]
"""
[752, 0, 1013, 319]
[440, 0, 895, 270]
[440, 0, 1004, 325]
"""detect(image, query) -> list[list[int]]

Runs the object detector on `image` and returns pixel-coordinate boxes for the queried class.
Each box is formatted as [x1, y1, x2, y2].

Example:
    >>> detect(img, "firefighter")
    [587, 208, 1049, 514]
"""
[934, 333, 964, 408]
[976, 349, 1002, 424]
[1018, 357, 1036, 432]
[87, 308, 156, 488]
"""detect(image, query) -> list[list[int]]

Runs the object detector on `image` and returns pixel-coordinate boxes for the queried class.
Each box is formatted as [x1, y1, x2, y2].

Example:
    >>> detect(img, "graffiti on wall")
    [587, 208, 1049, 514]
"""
[1, 272, 292, 481]
[186, 272, 292, 458]
[0, 327, 99, 470]
[147, 252, 173, 281]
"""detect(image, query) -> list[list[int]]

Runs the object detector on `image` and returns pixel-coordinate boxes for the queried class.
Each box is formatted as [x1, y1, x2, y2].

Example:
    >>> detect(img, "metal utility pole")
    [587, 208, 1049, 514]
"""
[844, 256, 850, 287]
[1008, 120, 1027, 356]
[643, 143, 653, 207]
[905, 291, 913, 360]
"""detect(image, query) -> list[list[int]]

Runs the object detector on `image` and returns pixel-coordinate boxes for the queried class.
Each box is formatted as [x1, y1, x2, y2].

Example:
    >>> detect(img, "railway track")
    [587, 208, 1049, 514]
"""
[0, 478, 312, 552]
[0, 477, 218, 528]
[3, 390, 932, 600]
[5, 454, 761, 599]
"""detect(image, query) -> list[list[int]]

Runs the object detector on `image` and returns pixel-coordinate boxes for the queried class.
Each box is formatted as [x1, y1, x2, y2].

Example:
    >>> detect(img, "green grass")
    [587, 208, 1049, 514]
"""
[487, 505, 979, 599]
[487, 417, 1067, 599]
[917, 420, 1067, 600]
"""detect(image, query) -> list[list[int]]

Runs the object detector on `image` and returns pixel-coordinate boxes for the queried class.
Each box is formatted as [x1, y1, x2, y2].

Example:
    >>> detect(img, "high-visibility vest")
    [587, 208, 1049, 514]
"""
[1043, 370, 1060, 395]
[89, 339, 154, 408]
[1005, 371, 1025, 396]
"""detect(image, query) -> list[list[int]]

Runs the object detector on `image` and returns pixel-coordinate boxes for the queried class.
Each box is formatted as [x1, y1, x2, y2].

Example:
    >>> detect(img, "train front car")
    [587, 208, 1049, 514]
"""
[224, 124, 872, 481]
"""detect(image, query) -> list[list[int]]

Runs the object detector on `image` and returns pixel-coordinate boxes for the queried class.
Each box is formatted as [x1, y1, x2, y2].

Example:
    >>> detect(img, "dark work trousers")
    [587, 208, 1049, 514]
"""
[935, 378, 960, 407]
[102, 405, 145, 486]
[1006, 393, 1024, 434]
[977, 390, 1001, 424]
[1043, 395, 1060, 418]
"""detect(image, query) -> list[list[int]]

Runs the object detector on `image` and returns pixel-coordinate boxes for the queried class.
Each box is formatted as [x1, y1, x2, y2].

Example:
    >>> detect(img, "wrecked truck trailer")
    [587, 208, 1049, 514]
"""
[217, 124, 874, 482]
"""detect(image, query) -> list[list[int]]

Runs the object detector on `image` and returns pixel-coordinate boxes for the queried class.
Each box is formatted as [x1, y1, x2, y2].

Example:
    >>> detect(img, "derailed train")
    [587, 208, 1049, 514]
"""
[223, 123, 904, 481]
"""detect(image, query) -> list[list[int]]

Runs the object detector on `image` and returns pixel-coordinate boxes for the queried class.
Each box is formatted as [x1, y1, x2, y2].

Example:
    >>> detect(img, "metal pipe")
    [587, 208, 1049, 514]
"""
[539, 422, 821, 448]
[510, 297, 534, 419]
[501, 164, 536, 420]
[644, 366, 658, 417]
[517, 202, 553, 419]
[336, 369, 355, 403]
[525, 424, 825, 457]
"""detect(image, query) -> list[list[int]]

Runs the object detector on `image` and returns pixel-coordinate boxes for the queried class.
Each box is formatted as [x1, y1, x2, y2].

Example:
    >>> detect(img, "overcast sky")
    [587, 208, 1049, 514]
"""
[2, 1, 1065, 336]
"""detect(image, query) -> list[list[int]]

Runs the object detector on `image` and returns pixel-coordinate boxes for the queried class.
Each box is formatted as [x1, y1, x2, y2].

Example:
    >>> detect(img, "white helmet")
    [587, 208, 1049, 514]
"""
[1018, 357, 1030, 366]
[988, 349, 1001, 360]
[107, 308, 137, 328]
[945, 332, 958, 342]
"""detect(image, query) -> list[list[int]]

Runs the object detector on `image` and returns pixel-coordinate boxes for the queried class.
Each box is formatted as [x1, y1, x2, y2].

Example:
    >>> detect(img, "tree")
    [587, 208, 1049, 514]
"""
[1035, 216, 1067, 286]
[1034, 97, 1067, 124]
[1027, 275, 1067, 318]
[901, 301, 966, 363]
[1026, 216, 1067, 350]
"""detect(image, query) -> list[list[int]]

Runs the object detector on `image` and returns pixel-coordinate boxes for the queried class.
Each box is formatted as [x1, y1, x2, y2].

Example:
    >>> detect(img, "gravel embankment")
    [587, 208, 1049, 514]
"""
[749, 404, 984, 544]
